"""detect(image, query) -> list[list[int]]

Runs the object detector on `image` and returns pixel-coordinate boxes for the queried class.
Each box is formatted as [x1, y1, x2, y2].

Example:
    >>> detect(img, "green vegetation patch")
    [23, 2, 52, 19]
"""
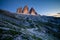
[1, 36, 13, 40]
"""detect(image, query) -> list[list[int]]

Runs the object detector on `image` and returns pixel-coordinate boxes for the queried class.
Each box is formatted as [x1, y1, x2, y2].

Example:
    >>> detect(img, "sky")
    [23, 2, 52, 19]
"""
[0, 0, 60, 15]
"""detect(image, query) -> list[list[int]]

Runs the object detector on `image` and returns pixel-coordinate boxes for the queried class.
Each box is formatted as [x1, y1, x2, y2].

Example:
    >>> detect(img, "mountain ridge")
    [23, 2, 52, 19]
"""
[0, 9, 60, 40]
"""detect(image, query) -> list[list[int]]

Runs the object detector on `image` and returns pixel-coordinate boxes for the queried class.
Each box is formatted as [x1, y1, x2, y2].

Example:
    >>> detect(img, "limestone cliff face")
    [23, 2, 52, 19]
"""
[29, 8, 37, 15]
[17, 7, 22, 13]
[17, 5, 37, 15]
[23, 5, 29, 14]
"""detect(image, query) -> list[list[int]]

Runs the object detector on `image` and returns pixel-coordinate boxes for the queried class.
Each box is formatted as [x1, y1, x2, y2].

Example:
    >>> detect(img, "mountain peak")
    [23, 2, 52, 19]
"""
[17, 7, 22, 13]
[17, 5, 38, 15]
[23, 5, 29, 14]
[29, 7, 37, 15]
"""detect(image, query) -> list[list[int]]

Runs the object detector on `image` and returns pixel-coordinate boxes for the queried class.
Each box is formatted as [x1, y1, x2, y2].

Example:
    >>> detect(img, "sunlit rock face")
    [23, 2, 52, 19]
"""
[17, 5, 38, 15]
[29, 8, 37, 15]
[23, 5, 29, 14]
[17, 7, 22, 13]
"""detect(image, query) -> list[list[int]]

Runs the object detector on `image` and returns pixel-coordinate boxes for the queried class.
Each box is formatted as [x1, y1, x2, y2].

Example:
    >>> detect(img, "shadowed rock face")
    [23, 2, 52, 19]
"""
[17, 7, 22, 13]
[29, 8, 37, 15]
[23, 5, 29, 14]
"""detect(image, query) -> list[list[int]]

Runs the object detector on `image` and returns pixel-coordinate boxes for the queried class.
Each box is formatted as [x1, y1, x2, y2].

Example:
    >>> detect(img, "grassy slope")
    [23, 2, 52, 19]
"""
[0, 10, 60, 40]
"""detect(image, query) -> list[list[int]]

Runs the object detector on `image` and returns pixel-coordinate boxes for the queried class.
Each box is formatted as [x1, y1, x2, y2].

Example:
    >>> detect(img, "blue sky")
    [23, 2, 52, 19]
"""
[0, 0, 60, 15]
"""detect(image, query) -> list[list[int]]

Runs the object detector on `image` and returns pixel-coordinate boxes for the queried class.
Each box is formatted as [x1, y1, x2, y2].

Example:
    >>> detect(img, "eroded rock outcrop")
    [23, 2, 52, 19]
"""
[23, 5, 29, 14]
[17, 7, 22, 13]
[17, 5, 37, 15]
[29, 7, 37, 15]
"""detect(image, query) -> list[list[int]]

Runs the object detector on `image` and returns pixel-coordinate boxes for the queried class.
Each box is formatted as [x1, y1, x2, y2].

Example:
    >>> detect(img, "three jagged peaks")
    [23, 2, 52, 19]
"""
[17, 5, 37, 15]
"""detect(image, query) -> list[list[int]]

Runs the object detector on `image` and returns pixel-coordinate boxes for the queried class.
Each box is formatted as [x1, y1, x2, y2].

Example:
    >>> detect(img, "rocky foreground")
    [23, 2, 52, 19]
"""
[0, 10, 60, 40]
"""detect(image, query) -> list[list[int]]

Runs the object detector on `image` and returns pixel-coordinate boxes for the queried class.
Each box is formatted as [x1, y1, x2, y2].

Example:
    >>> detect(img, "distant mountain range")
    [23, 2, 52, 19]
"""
[53, 13, 60, 17]
[47, 13, 60, 17]
[0, 9, 60, 40]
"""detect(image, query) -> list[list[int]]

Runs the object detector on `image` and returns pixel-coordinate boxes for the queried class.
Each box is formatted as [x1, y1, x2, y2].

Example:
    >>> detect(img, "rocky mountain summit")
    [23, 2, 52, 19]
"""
[29, 8, 37, 15]
[23, 5, 29, 14]
[17, 7, 22, 13]
[17, 5, 37, 15]
[0, 9, 60, 40]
